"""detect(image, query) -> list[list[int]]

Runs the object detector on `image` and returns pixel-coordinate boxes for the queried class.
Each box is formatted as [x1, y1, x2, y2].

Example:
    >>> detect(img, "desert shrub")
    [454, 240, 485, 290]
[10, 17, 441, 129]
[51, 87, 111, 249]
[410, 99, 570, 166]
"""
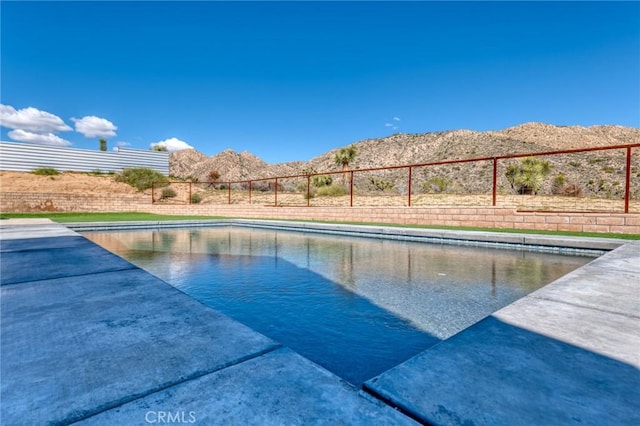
[115, 167, 168, 191]
[252, 181, 284, 192]
[562, 184, 582, 197]
[295, 181, 317, 198]
[208, 170, 221, 181]
[505, 157, 552, 195]
[87, 169, 114, 176]
[311, 175, 333, 187]
[190, 193, 202, 204]
[316, 184, 349, 197]
[422, 177, 451, 193]
[367, 176, 394, 191]
[551, 174, 567, 195]
[602, 166, 615, 174]
[160, 188, 177, 199]
[32, 167, 60, 176]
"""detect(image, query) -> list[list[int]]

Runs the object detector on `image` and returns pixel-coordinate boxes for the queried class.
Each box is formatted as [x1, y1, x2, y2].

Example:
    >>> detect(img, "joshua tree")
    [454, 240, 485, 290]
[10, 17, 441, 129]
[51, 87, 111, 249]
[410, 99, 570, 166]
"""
[334, 145, 357, 171]
[99, 139, 107, 151]
[334, 145, 357, 184]
[505, 157, 552, 195]
[152, 145, 168, 152]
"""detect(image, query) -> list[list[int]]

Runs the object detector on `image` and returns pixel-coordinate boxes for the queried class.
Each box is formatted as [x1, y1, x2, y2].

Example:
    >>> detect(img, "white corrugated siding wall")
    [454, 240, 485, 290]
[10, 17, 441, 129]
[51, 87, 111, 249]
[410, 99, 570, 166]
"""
[0, 142, 169, 175]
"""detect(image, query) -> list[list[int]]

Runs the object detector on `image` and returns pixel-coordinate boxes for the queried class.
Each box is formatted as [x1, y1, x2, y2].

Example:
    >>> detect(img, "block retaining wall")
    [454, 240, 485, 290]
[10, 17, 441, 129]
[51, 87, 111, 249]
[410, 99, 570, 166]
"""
[2, 192, 639, 234]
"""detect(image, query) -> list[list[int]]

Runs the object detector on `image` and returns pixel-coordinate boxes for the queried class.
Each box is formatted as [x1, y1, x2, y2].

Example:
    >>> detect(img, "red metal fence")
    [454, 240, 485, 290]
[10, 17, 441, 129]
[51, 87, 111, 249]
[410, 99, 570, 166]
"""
[152, 143, 639, 213]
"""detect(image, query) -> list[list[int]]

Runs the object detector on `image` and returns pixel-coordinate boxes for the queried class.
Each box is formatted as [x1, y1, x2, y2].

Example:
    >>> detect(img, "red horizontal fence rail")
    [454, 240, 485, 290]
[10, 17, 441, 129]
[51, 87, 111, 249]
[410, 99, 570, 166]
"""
[152, 143, 639, 213]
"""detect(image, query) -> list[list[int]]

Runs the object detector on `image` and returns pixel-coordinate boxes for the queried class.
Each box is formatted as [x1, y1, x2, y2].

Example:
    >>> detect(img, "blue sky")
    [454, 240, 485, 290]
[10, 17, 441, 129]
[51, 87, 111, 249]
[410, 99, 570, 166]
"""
[1, 1, 638, 163]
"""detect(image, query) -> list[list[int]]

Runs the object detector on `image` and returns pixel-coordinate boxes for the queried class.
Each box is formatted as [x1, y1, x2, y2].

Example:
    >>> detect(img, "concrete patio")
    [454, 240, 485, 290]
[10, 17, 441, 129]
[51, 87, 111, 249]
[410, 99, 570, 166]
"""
[1, 219, 638, 425]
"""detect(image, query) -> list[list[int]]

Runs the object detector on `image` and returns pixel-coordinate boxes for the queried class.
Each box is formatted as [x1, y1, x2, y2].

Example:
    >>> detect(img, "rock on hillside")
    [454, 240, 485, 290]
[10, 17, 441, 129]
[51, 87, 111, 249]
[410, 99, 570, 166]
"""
[171, 148, 301, 182]
[169, 149, 209, 178]
[487, 123, 640, 151]
[306, 130, 530, 172]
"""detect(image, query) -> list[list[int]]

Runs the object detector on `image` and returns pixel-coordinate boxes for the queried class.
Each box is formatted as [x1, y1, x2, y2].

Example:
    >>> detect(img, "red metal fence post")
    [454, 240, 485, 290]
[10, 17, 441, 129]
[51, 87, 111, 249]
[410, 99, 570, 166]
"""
[624, 146, 632, 214]
[408, 166, 413, 207]
[189, 182, 192, 204]
[350, 171, 354, 207]
[249, 180, 252, 205]
[492, 158, 498, 207]
[151, 182, 155, 204]
[307, 175, 310, 207]
[275, 178, 278, 206]
[228, 182, 231, 204]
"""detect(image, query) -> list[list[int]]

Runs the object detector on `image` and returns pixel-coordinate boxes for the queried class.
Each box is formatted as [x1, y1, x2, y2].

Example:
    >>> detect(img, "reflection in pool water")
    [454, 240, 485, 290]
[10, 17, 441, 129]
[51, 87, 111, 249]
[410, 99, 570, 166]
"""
[86, 227, 592, 385]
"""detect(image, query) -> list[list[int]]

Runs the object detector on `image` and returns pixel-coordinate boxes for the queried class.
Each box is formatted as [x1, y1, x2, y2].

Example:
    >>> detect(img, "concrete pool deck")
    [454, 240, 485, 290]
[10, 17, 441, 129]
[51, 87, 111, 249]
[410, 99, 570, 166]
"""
[1, 219, 638, 425]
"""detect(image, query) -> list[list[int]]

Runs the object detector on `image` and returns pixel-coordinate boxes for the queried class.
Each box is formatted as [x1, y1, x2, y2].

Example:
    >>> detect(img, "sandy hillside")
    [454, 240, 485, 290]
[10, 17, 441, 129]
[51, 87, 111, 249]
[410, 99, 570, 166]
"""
[0, 171, 142, 195]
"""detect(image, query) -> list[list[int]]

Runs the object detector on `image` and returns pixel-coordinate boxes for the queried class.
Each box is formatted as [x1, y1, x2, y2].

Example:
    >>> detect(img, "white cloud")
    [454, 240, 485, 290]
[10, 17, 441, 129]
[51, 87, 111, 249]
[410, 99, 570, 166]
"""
[8, 129, 72, 146]
[150, 137, 193, 152]
[0, 104, 72, 133]
[72, 115, 117, 138]
[385, 117, 401, 130]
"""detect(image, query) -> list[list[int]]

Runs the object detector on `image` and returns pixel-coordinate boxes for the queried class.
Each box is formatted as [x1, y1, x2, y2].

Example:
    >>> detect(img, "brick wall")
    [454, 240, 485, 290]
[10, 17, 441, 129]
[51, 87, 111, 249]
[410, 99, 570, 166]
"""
[2, 192, 639, 234]
[0, 192, 149, 213]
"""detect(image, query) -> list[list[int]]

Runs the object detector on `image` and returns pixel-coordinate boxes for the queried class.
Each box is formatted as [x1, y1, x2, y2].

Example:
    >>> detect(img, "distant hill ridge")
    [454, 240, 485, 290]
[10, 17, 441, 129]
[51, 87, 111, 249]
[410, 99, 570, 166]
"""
[170, 123, 640, 186]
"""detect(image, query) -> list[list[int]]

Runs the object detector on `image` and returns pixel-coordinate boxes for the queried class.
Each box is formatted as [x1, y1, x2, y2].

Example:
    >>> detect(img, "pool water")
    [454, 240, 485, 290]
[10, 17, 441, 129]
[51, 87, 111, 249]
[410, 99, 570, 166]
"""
[86, 226, 593, 385]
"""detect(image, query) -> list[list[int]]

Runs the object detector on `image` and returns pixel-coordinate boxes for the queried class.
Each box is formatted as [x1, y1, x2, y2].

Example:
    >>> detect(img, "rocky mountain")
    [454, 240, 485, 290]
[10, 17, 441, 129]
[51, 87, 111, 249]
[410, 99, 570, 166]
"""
[169, 122, 639, 197]
[305, 123, 640, 172]
[486, 123, 639, 151]
[171, 148, 303, 182]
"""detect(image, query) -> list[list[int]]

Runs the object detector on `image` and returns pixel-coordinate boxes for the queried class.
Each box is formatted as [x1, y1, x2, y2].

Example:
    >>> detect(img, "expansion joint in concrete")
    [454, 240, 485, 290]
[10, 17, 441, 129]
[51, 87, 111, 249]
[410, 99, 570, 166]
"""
[361, 384, 431, 425]
[65, 344, 284, 425]
[0, 266, 138, 288]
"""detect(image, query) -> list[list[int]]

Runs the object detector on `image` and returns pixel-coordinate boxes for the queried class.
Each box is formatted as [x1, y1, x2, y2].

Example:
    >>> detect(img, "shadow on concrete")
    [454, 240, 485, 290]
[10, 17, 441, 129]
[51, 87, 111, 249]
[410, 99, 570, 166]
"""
[0, 236, 135, 286]
[364, 316, 640, 426]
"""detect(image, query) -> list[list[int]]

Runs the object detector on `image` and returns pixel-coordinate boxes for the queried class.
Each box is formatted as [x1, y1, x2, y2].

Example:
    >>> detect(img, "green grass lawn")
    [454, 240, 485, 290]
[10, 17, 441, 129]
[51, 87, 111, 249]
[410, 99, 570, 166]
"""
[1, 211, 639, 240]
[348, 221, 640, 240]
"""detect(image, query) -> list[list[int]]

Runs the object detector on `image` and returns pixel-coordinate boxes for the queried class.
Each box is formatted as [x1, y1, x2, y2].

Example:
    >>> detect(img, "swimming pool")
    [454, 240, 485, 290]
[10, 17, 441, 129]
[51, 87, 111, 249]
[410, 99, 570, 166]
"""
[86, 226, 593, 385]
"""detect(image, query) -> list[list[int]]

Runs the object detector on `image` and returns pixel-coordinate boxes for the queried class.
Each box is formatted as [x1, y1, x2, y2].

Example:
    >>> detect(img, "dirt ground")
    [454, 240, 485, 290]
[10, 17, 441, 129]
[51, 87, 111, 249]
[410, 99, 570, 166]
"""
[0, 171, 142, 195]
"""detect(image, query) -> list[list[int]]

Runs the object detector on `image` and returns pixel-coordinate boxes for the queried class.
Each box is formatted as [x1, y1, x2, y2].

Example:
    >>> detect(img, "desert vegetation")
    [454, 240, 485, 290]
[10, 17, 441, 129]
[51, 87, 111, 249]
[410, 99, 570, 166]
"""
[32, 167, 61, 176]
[115, 167, 168, 191]
[505, 157, 552, 195]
